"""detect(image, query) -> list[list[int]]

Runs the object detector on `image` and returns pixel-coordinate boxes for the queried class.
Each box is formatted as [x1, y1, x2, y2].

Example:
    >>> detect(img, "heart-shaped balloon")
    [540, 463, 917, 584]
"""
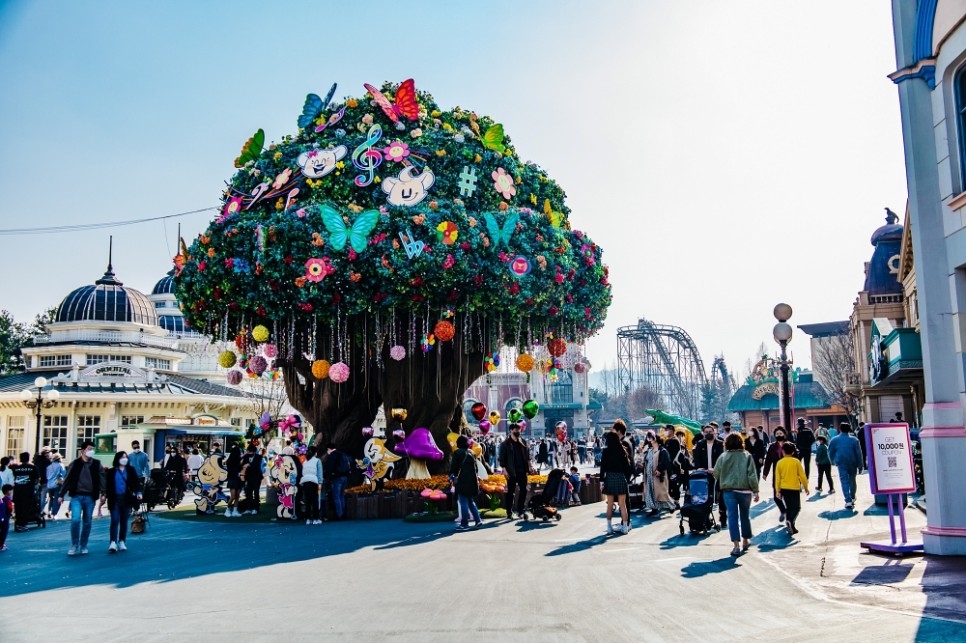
[478, 420, 491, 435]
[522, 399, 539, 419]
[518, 419, 527, 430]
[471, 402, 487, 421]
[488, 411, 501, 427]
[508, 408, 523, 423]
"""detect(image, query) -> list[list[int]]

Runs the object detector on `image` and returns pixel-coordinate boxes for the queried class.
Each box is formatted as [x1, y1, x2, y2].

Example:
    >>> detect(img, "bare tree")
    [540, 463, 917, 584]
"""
[246, 374, 291, 429]
[626, 386, 662, 421]
[812, 333, 860, 427]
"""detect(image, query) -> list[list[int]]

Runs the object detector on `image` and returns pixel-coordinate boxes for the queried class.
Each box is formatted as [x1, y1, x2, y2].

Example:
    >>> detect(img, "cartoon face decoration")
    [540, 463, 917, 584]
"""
[297, 145, 348, 179]
[196, 455, 228, 486]
[382, 166, 435, 207]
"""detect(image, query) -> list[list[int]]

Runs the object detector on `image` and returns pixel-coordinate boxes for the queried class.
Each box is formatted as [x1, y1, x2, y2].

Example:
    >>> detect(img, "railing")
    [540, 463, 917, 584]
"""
[33, 329, 181, 349]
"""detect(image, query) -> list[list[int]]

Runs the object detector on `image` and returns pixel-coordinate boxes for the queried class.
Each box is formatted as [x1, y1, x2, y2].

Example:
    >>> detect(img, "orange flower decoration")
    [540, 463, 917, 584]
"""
[295, 276, 308, 287]
[434, 320, 455, 342]
[311, 233, 325, 247]
[311, 359, 330, 380]
[349, 271, 362, 283]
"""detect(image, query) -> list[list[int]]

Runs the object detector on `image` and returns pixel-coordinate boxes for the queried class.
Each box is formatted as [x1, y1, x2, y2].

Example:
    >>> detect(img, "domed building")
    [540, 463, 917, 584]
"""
[0, 250, 254, 464]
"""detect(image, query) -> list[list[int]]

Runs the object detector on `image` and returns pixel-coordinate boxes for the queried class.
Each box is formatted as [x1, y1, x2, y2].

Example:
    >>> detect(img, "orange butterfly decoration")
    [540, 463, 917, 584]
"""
[363, 79, 419, 123]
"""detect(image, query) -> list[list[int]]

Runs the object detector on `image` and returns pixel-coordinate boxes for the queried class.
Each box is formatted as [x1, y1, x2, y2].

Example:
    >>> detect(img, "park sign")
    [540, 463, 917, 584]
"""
[865, 423, 916, 495]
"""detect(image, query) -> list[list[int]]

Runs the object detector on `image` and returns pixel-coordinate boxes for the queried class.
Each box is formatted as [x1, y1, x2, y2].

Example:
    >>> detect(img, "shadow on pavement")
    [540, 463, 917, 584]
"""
[753, 525, 795, 552]
[545, 534, 609, 557]
[680, 556, 740, 578]
[0, 515, 453, 598]
[749, 499, 775, 520]
[818, 509, 857, 521]
[916, 555, 966, 636]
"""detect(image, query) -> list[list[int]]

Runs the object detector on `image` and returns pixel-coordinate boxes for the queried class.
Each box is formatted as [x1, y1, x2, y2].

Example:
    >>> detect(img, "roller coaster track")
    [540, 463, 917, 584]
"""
[617, 319, 711, 420]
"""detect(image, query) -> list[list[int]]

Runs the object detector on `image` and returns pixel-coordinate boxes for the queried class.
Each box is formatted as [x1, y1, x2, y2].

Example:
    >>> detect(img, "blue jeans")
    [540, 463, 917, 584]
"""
[69, 495, 96, 548]
[722, 490, 753, 542]
[457, 494, 481, 527]
[837, 467, 858, 504]
[110, 499, 131, 543]
[330, 476, 347, 518]
[47, 489, 63, 517]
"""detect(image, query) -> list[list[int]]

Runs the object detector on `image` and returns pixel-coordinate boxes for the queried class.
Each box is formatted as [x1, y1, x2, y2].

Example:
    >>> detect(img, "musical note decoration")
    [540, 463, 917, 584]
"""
[399, 229, 425, 259]
[351, 125, 384, 187]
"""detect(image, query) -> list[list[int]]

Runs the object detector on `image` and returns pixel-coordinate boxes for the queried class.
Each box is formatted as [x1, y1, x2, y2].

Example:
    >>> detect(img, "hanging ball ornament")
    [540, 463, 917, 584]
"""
[252, 325, 270, 343]
[390, 345, 406, 361]
[311, 359, 330, 380]
[329, 361, 350, 383]
[219, 350, 238, 369]
[263, 343, 278, 359]
[391, 408, 408, 422]
[433, 320, 455, 342]
[515, 354, 535, 373]
[573, 361, 587, 374]
[249, 355, 268, 375]
[508, 408, 523, 423]
[393, 428, 406, 441]
[547, 338, 567, 357]
[471, 402, 487, 421]
[362, 426, 375, 438]
[226, 370, 243, 386]
[522, 399, 540, 419]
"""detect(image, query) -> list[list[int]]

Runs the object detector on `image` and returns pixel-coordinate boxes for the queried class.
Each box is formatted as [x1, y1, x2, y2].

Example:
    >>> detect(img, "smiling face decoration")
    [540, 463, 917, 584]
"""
[382, 165, 435, 207]
[297, 145, 348, 179]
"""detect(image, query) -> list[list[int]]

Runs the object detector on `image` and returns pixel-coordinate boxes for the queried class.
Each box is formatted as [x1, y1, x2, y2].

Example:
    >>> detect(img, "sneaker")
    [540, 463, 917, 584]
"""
[306, 519, 311, 525]
[67, 546, 78, 556]
[314, 519, 323, 525]
[785, 520, 793, 533]
[118, 541, 127, 552]
[624, 523, 632, 534]
[1, 544, 7, 551]
[80, 547, 89, 555]
[455, 525, 470, 532]
[606, 523, 614, 535]
[109, 541, 118, 553]
[778, 513, 785, 523]
[845, 502, 854, 510]
[829, 489, 836, 494]
[473, 520, 482, 529]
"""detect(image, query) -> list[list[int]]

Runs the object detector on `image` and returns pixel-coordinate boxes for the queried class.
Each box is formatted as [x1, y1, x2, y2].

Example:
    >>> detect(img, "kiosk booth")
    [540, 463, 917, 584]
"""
[94, 415, 246, 466]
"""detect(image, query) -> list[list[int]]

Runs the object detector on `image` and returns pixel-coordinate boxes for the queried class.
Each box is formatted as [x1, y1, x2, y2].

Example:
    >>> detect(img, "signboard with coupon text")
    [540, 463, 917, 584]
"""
[865, 423, 916, 495]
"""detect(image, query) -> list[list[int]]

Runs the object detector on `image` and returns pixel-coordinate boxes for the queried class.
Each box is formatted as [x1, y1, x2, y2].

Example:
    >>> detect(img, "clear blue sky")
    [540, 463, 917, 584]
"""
[0, 0, 907, 377]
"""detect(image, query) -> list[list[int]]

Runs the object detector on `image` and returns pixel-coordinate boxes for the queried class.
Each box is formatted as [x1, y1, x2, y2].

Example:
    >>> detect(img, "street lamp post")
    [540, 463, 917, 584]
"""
[772, 303, 794, 432]
[20, 377, 60, 456]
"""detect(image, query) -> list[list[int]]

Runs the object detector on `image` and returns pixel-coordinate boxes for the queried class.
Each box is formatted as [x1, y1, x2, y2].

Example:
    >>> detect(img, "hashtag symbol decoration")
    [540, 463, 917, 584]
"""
[457, 166, 479, 197]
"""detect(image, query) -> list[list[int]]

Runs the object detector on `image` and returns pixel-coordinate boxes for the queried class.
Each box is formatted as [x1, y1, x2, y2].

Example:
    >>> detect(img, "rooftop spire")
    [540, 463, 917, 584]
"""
[885, 207, 899, 225]
[95, 235, 123, 286]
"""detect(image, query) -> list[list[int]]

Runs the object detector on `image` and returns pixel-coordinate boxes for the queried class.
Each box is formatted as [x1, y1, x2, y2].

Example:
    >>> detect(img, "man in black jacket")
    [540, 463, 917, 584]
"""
[498, 423, 531, 519]
[692, 426, 727, 525]
[60, 440, 105, 555]
[795, 418, 816, 479]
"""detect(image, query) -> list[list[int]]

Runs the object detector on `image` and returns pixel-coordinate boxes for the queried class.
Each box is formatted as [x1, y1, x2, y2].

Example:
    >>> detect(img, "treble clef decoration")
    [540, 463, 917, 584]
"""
[352, 124, 383, 187]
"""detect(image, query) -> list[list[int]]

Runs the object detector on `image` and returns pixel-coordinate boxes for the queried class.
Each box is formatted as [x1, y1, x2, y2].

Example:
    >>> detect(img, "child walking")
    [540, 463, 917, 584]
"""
[815, 436, 835, 494]
[1, 484, 13, 551]
[774, 442, 809, 535]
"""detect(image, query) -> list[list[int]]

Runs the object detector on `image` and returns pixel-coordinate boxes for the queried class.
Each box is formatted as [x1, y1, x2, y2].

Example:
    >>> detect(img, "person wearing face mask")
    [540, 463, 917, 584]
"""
[498, 423, 533, 520]
[692, 426, 726, 525]
[641, 431, 674, 517]
[104, 451, 142, 553]
[127, 441, 150, 483]
[762, 427, 790, 523]
[60, 440, 106, 556]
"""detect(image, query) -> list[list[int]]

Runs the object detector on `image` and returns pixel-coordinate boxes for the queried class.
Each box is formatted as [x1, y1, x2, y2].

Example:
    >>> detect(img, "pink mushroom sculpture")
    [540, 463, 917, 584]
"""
[395, 427, 444, 479]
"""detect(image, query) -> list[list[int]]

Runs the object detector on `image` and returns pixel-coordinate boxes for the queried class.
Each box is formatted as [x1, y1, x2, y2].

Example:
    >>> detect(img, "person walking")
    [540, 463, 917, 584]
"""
[745, 427, 766, 480]
[60, 440, 105, 556]
[599, 428, 632, 535]
[11, 452, 38, 533]
[814, 435, 835, 494]
[714, 433, 760, 556]
[0, 484, 12, 551]
[692, 426, 726, 525]
[33, 448, 51, 520]
[45, 454, 66, 519]
[642, 432, 675, 517]
[164, 447, 188, 500]
[241, 443, 265, 515]
[774, 442, 809, 534]
[498, 423, 532, 520]
[224, 444, 244, 517]
[828, 423, 864, 510]
[127, 440, 150, 483]
[451, 435, 482, 531]
[0, 457, 14, 490]
[104, 451, 142, 553]
[795, 418, 816, 480]
[762, 426, 791, 523]
[300, 446, 324, 525]
[187, 449, 204, 479]
[537, 439, 549, 472]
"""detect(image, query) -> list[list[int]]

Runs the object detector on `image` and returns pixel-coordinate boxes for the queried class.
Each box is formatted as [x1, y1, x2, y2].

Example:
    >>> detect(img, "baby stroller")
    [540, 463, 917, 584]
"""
[678, 470, 719, 535]
[523, 468, 565, 522]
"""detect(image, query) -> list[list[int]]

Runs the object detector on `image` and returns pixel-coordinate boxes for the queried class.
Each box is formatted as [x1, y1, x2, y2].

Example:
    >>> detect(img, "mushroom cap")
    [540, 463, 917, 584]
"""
[396, 427, 444, 461]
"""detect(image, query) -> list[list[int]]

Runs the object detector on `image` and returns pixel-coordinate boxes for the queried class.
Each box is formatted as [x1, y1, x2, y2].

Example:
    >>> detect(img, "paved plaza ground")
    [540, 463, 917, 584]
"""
[1, 475, 964, 642]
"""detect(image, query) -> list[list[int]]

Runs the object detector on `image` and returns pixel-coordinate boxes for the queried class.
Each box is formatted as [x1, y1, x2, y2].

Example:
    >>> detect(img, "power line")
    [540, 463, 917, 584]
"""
[0, 207, 217, 236]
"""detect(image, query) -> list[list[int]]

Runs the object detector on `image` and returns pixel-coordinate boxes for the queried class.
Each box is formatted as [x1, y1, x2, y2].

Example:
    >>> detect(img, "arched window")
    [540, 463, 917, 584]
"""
[955, 66, 966, 191]
[462, 399, 481, 425]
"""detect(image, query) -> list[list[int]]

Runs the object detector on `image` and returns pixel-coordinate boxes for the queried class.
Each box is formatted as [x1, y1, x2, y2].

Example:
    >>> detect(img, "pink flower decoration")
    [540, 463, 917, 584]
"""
[329, 361, 350, 383]
[273, 168, 293, 190]
[390, 345, 406, 361]
[295, 208, 307, 218]
[305, 257, 333, 282]
[249, 355, 268, 375]
[263, 344, 278, 358]
[491, 167, 516, 200]
[382, 140, 410, 162]
[218, 197, 242, 224]
[442, 254, 455, 269]
[226, 370, 243, 386]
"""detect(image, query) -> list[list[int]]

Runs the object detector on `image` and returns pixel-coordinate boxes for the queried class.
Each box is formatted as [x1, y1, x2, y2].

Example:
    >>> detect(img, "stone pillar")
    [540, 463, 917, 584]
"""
[892, 0, 966, 555]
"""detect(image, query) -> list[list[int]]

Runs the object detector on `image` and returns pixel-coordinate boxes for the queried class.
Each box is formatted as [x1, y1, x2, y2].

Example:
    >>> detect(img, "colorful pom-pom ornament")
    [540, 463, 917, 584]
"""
[515, 354, 535, 373]
[390, 345, 406, 361]
[252, 325, 270, 343]
[263, 343, 278, 358]
[218, 350, 237, 368]
[226, 370, 243, 386]
[249, 355, 268, 375]
[547, 338, 567, 357]
[329, 361, 350, 383]
[573, 361, 587, 374]
[311, 359, 330, 380]
[433, 320, 455, 342]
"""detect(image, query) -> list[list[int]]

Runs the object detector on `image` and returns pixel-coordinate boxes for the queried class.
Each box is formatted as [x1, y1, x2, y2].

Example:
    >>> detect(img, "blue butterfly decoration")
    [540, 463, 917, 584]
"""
[298, 83, 338, 131]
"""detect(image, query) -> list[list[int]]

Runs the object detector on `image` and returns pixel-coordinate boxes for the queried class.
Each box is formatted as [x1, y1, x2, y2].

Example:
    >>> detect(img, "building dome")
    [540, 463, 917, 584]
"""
[56, 264, 159, 326]
[863, 208, 904, 297]
[159, 315, 191, 333]
[151, 270, 175, 295]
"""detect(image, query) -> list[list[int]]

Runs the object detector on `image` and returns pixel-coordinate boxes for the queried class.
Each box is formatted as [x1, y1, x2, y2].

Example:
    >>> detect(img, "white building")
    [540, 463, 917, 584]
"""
[0, 258, 254, 465]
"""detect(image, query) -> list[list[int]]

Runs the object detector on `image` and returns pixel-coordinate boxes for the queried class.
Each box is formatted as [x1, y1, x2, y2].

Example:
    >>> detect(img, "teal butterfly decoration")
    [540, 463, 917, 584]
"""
[319, 205, 380, 253]
[483, 212, 519, 247]
[298, 83, 338, 131]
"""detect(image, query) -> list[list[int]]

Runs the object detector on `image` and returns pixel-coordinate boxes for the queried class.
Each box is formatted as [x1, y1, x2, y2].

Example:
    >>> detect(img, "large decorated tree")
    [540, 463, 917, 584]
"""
[176, 79, 611, 467]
